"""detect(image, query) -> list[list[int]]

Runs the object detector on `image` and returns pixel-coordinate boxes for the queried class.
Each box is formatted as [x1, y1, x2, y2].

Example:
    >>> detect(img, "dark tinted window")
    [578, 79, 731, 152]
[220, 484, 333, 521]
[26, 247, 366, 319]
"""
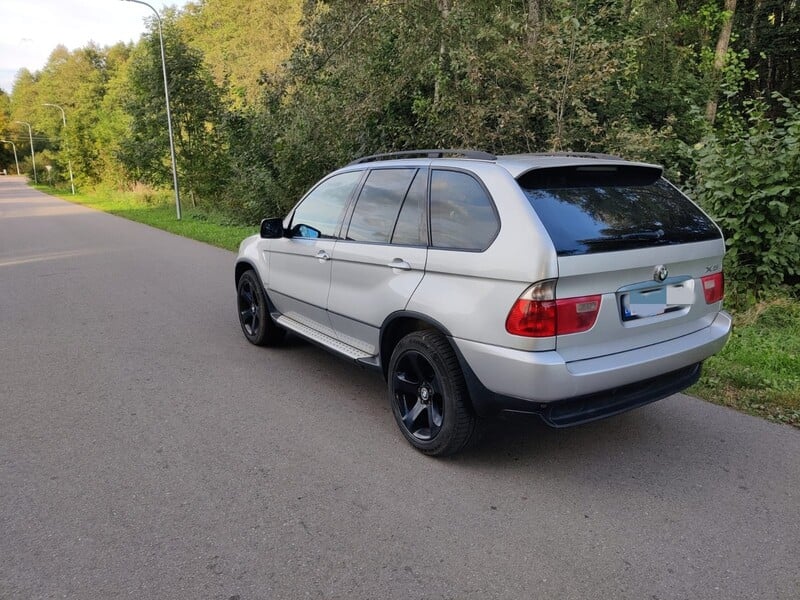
[391, 169, 428, 246]
[518, 166, 721, 256]
[347, 169, 416, 243]
[291, 171, 362, 238]
[430, 170, 498, 250]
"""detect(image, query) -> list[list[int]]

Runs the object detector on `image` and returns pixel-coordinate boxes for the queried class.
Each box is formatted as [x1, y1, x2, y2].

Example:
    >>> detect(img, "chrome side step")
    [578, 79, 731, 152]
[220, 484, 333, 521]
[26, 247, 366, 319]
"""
[275, 315, 375, 362]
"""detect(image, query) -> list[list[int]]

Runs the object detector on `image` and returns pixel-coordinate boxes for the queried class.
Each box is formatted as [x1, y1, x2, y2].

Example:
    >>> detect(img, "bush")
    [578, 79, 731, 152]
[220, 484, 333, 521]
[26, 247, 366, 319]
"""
[690, 94, 800, 298]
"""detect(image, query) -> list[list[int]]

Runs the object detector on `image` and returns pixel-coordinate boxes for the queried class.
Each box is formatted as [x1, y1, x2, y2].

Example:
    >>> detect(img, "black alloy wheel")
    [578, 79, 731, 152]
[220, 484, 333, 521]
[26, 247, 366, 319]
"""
[393, 350, 445, 441]
[237, 270, 284, 346]
[388, 330, 480, 456]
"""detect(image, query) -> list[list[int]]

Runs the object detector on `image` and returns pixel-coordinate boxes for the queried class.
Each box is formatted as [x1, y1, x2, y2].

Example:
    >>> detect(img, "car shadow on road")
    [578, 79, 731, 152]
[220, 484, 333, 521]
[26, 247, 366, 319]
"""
[268, 333, 765, 490]
[445, 396, 762, 498]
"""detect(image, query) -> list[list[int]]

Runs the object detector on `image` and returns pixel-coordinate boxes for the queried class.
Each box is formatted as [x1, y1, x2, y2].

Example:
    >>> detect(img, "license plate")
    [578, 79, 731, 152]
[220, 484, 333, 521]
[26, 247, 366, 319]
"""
[621, 281, 694, 321]
[622, 288, 666, 320]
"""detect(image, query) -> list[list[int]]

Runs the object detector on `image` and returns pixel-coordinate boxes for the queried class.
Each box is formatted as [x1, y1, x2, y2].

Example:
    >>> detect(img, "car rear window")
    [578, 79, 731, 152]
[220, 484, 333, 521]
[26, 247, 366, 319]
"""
[517, 165, 721, 256]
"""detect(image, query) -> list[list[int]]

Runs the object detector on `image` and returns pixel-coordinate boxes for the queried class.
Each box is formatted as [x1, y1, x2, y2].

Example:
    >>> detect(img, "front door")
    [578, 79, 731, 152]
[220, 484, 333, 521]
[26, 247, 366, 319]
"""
[267, 170, 363, 336]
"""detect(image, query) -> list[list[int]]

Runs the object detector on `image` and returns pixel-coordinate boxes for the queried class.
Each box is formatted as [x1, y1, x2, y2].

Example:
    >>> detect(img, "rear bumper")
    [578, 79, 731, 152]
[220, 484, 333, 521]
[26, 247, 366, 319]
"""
[502, 362, 701, 427]
[452, 311, 731, 420]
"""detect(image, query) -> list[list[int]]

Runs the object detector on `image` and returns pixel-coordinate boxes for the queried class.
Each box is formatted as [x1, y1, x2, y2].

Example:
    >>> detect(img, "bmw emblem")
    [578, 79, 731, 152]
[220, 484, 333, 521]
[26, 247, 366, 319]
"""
[654, 265, 669, 282]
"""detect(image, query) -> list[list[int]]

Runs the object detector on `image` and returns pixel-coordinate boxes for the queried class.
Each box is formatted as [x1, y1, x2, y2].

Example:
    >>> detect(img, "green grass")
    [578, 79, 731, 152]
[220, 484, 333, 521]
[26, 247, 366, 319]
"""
[36, 183, 800, 428]
[37, 184, 257, 251]
[689, 297, 800, 427]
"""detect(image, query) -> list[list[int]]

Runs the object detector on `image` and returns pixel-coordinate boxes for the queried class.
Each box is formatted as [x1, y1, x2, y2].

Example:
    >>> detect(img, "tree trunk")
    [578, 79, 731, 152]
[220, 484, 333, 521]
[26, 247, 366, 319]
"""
[705, 0, 737, 124]
[553, 21, 578, 151]
[434, 0, 451, 105]
[527, 0, 541, 46]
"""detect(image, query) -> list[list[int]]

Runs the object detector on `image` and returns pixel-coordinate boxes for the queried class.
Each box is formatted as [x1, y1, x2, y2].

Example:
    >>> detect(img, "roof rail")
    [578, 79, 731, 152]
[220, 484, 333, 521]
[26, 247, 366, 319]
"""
[348, 149, 497, 165]
[525, 151, 624, 160]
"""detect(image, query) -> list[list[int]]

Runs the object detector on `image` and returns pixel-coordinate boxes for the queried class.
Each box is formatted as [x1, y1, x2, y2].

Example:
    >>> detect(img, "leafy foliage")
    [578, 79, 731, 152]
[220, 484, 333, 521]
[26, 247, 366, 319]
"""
[119, 12, 228, 205]
[179, 0, 303, 106]
[691, 93, 800, 295]
[2, 0, 799, 304]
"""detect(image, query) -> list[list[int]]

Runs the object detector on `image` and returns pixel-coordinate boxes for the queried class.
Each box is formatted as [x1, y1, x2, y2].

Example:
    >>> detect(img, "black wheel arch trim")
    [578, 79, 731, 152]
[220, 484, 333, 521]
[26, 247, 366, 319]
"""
[235, 259, 258, 288]
[235, 260, 280, 316]
[379, 310, 498, 417]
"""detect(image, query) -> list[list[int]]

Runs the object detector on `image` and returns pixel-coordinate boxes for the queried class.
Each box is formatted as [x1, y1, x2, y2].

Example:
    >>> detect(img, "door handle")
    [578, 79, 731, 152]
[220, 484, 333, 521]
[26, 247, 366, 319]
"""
[387, 258, 411, 271]
[316, 250, 330, 262]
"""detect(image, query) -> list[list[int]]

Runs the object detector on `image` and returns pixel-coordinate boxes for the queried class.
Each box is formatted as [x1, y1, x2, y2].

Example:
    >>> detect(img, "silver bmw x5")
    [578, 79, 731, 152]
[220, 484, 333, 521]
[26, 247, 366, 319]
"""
[235, 150, 731, 456]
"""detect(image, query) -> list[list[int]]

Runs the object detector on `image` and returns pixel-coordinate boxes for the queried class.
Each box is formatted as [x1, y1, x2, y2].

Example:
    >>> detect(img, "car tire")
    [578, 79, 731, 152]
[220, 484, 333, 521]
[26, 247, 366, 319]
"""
[388, 330, 480, 456]
[237, 270, 285, 346]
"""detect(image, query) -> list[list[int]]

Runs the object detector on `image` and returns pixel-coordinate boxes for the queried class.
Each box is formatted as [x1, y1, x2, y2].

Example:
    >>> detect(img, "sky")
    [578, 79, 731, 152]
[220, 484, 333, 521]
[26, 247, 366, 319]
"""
[0, 0, 191, 94]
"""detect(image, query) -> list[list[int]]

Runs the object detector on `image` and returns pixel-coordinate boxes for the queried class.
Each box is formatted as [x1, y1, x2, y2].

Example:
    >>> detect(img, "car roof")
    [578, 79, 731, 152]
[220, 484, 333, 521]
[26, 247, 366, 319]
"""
[343, 150, 661, 179]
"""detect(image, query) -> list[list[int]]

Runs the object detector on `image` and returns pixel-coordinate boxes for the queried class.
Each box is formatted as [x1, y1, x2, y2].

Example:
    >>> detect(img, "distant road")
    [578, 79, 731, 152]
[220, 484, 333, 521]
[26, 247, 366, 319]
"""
[1, 176, 798, 599]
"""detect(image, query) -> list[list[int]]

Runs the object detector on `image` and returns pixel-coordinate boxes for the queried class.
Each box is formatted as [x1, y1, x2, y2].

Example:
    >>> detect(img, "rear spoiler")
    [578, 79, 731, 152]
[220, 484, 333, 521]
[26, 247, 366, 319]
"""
[517, 164, 663, 189]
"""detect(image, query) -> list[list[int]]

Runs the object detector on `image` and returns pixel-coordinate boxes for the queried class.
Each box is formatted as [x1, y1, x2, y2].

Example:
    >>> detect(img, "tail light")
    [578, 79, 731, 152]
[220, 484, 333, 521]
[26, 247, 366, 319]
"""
[700, 271, 724, 304]
[506, 280, 602, 338]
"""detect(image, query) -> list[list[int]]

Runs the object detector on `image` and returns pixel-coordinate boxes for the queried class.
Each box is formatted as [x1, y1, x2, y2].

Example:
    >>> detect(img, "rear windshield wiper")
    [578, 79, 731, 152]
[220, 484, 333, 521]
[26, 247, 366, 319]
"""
[579, 230, 666, 249]
[610, 229, 664, 241]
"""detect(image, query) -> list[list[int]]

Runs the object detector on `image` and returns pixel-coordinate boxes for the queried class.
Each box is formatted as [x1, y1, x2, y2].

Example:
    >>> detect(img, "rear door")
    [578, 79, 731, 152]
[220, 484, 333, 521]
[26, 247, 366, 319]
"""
[327, 167, 428, 355]
[518, 164, 725, 361]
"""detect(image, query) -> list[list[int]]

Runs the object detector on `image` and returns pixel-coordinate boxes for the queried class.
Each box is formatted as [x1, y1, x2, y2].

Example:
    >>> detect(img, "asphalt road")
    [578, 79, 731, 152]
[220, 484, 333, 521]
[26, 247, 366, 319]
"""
[1, 176, 798, 600]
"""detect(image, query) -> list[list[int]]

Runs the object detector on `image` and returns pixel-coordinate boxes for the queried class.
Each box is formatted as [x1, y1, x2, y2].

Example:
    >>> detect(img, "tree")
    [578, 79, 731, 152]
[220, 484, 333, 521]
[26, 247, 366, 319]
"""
[706, 0, 738, 123]
[92, 43, 135, 187]
[734, 0, 798, 99]
[180, 0, 304, 106]
[0, 89, 12, 172]
[120, 12, 228, 205]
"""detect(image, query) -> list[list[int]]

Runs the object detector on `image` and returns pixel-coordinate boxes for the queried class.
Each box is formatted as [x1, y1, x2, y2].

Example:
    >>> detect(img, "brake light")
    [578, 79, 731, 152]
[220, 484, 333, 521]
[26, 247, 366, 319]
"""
[506, 281, 601, 337]
[701, 271, 724, 304]
[506, 298, 558, 337]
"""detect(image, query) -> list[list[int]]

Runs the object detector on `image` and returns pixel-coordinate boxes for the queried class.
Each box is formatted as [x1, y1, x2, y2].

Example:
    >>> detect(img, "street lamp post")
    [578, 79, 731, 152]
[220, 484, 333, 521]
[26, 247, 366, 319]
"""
[0, 139, 21, 175]
[43, 103, 76, 194]
[14, 121, 37, 183]
[120, 0, 182, 220]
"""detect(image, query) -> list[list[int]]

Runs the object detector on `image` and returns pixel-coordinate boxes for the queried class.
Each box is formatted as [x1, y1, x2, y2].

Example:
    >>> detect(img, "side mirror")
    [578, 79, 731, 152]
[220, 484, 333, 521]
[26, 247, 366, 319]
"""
[291, 224, 322, 239]
[260, 217, 285, 239]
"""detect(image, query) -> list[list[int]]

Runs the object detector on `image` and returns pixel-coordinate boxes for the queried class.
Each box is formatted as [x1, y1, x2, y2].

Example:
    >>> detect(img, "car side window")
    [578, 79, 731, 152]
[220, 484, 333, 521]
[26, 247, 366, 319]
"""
[391, 169, 428, 246]
[430, 170, 499, 250]
[346, 169, 417, 243]
[291, 171, 362, 238]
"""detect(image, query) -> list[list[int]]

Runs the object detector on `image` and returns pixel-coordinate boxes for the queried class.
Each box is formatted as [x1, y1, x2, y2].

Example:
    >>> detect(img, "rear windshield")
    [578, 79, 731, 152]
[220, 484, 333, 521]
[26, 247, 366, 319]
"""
[517, 165, 721, 256]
